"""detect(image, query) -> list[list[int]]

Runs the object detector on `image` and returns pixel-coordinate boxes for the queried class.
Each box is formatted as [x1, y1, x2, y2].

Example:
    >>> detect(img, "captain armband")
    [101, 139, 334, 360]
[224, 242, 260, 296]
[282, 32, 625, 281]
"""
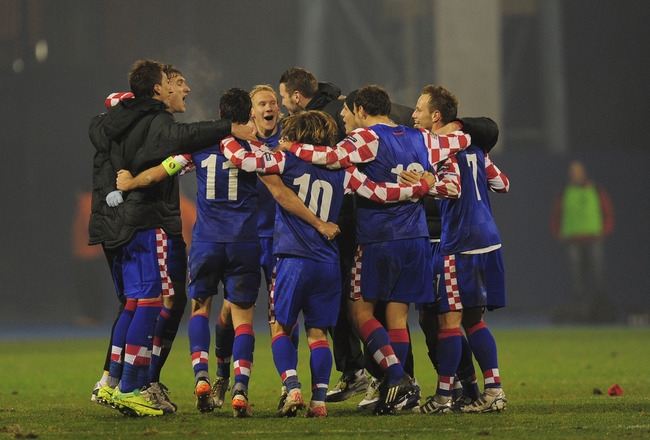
[162, 155, 184, 176]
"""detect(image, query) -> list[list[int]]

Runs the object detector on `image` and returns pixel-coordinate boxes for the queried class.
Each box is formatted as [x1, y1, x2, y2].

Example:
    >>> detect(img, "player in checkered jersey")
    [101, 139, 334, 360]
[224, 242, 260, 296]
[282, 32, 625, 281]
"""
[221, 110, 441, 417]
[410, 86, 510, 415]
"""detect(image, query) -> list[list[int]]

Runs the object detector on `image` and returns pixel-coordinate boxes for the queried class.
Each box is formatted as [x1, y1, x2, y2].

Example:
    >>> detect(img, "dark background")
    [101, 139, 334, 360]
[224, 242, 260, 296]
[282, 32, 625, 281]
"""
[1, 0, 648, 334]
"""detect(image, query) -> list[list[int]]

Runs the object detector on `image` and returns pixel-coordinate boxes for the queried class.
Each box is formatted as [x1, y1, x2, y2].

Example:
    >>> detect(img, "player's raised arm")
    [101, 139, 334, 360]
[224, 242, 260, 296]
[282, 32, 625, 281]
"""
[288, 127, 379, 169]
[220, 135, 286, 174]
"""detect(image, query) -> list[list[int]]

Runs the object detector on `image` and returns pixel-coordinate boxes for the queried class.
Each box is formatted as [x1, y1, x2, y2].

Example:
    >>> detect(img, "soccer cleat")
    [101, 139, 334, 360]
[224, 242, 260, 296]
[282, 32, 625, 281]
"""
[452, 394, 475, 411]
[111, 387, 164, 417]
[373, 374, 418, 416]
[148, 382, 177, 414]
[394, 377, 421, 412]
[279, 387, 305, 417]
[419, 394, 454, 414]
[231, 388, 253, 418]
[357, 376, 381, 410]
[195, 379, 215, 413]
[305, 404, 327, 418]
[92, 382, 115, 406]
[212, 376, 230, 409]
[326, 370, 369, 403]
[460, 387, 507, 413]
[277, 386, 297, 418]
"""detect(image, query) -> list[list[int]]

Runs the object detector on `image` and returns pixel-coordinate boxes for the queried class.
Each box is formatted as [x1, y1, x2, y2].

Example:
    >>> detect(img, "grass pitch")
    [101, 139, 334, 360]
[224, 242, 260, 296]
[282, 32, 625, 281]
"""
[0, 327, 648, 439]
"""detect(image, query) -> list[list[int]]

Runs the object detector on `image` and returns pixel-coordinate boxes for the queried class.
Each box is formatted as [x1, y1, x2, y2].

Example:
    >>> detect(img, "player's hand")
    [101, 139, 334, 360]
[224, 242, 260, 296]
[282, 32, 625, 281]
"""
[232, 121, 257, 142]
[318, 221, 340, 241]
[106, 190, 123, 207]
[421, 170, 438, 187]
[274, 138, 292, 152]
[399, 169, 422, 185]
[116, 169, 134, 191]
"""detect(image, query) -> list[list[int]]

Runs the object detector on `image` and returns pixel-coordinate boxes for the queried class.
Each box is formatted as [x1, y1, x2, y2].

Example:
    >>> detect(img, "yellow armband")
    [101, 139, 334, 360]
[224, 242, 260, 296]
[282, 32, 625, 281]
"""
[162, 156, 183, 176]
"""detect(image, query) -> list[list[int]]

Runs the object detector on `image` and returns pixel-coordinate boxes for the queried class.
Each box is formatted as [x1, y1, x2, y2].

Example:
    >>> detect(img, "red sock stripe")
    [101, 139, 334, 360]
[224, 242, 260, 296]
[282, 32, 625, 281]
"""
[438, 327, 463, 339]
[138, 299, 163, 308]
[125, 299, 138, 312]
[235, 324, 254, 337]
[191, 312, 210, 320]
[160, 308, 170, 319]
[465, 321, 487, 336]
[359, 318, 382, 341]
[309, 340, 330, 350]
[272, 333, 290, 345]
[388, 328, 409, 343]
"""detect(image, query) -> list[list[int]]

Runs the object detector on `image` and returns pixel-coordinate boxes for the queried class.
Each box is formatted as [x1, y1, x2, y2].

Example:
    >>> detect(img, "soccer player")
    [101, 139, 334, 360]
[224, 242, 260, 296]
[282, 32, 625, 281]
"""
[186, 88, 263, 418]
[89, 59, 254, 417]
[412, 86, 510, 415]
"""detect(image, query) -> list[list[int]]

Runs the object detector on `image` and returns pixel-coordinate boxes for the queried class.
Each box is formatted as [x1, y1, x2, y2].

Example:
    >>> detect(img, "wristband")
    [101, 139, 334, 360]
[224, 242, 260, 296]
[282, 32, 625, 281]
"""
[162, 156, 183, 176]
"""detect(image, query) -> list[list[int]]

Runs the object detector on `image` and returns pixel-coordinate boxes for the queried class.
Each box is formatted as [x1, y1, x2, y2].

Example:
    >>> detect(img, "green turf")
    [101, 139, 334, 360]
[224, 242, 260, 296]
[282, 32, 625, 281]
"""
[0, 328, 648, 439]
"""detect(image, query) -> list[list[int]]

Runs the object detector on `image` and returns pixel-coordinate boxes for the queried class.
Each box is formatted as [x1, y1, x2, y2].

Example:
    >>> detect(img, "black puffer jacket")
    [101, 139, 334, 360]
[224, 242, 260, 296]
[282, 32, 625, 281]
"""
[88, 112, 123, 246]
[89, 97, 231, 249]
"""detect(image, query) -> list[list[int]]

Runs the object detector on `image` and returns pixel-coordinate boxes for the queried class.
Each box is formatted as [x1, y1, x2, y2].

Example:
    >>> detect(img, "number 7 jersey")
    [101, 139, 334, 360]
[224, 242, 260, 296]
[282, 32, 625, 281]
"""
[436, 145, 509, 255]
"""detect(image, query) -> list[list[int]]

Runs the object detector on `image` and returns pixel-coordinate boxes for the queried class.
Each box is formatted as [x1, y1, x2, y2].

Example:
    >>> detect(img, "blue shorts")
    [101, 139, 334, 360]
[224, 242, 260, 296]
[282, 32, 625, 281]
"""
[168, 236, 188, 284]
[350, 238, 434, 304]
[415, 240, 440, 311]
[121, 229, 175, 299]
[188, 241, 261, 304]
[436, 249, 506, 313]
[272, 256, 341, 328]
[104, 246, 124, 297]
[259, 237, 275, 286]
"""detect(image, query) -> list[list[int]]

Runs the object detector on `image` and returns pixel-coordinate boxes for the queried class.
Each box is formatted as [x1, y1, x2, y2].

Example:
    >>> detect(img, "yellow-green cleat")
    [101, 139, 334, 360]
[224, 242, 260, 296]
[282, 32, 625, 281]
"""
[111, 387, 164, 417]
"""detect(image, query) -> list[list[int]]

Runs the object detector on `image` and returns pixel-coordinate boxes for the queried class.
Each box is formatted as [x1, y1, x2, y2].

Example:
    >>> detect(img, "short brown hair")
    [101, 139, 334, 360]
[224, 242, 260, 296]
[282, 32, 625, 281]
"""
[279, 67, 318, 99]
[420, 85, 459, 124]
[128, 59, 164, 99]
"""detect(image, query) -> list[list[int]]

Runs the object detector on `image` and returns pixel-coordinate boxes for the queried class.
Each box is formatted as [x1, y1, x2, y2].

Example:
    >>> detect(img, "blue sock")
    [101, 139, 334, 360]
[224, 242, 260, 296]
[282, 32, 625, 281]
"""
[271, 334, 300, 391]
[120, 299, 162, 392]
[233, 324, 255, 390]
[435, 327, 463, 397]
[309, 340, 332, 403]
[189, 313, 211, 381]
[466, 321, 501, 389]
[109, 299, 136, 382]
[359, 318, 405, 385]
[388, 328, 410, 366]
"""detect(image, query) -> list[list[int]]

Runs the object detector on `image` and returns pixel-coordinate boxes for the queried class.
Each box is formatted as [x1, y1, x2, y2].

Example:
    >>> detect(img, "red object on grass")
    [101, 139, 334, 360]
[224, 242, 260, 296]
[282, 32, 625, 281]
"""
[608, 384, 624, 396]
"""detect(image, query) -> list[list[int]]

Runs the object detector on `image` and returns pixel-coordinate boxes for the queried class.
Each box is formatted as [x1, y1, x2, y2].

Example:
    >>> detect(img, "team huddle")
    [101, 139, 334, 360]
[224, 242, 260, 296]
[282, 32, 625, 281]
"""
[88, 60, 509, 418]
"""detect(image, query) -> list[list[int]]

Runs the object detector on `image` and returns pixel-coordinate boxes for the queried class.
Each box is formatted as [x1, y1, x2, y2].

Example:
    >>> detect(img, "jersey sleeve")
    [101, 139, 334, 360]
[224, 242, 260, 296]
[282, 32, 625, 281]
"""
[343, 166, 430, 202]
[485, 153, 509, 193]
[420, 129, 471, 165]
[289, 128, 379, 169]
[435, 156, 462, 199]
[220, 135, 286, 173]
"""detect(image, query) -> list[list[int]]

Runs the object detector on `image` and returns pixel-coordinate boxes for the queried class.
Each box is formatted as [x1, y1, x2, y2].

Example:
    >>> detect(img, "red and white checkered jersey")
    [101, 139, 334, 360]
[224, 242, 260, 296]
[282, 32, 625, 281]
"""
[220, 135, 285, 174]
[289, 128, 380, 169]
[344, 166, 430, 203]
